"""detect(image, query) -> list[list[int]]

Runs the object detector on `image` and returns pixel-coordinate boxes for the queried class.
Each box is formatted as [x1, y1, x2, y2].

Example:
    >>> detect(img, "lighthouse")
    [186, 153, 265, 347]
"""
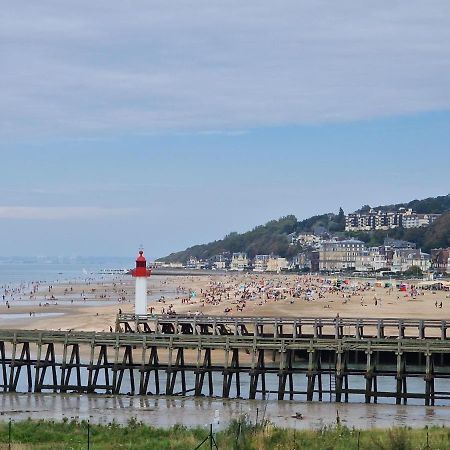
[131, 250, 151, 315]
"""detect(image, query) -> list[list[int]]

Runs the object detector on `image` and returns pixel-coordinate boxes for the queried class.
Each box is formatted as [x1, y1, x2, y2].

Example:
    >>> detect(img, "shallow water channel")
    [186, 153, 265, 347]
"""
[0, 393, 449, 430]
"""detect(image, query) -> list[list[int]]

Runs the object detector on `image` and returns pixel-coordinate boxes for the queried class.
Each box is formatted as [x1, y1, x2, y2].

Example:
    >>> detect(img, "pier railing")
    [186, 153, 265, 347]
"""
[115, 314, 450, 340]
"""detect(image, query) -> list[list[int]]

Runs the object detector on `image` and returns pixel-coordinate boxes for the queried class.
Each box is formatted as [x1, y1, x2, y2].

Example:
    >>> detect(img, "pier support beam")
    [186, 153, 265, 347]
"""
[222, 348, 240, 398]
[9, 341, 32, 392]
[35, 342, 57, 393]
[424, 352, 435, 406]
[249, 349, 266, 399]
[139, 346, 159, 395]
[60, 343, 82, 393]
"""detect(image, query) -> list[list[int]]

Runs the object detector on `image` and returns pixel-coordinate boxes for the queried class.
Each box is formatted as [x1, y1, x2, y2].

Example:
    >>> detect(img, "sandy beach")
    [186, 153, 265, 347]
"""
[1, 273, 449, 332]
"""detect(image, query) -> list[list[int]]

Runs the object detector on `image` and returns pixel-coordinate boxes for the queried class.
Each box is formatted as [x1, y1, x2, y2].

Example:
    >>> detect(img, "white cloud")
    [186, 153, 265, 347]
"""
[1, 1, 450, 137]
[0, 206, 135, 220]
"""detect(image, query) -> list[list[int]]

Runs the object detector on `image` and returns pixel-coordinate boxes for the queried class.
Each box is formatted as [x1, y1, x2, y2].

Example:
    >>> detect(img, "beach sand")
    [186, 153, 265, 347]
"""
[1, 273, 449, 332]
[0, 274, 450, 331]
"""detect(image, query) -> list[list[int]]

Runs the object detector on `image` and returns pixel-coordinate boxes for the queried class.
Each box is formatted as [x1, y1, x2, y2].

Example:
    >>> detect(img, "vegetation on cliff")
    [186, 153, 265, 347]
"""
[159, 194, 450, 263]
[357, 193, 450, 214]
[160, 212, 341, 263]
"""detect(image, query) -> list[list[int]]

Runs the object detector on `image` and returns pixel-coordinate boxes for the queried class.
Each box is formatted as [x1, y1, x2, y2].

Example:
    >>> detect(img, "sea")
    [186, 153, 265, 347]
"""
[0, 256, 131, 287]
[1, 257, 450, 429]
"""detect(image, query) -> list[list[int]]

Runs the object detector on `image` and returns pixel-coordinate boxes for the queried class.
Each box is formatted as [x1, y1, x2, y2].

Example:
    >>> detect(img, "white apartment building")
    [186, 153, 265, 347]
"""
[346, 208, 440, 232]
[345, 210, 402, 231]
[402, 212, 441, 229]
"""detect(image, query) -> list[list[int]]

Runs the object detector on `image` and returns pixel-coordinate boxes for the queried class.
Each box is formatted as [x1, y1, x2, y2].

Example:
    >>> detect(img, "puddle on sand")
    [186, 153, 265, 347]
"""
[0, 313, 64, 321]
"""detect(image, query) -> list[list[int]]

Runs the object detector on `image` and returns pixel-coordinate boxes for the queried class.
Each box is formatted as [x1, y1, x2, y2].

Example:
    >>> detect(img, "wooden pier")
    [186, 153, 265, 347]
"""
[116, 313, 450, 340]
[0, 329, 450, 405]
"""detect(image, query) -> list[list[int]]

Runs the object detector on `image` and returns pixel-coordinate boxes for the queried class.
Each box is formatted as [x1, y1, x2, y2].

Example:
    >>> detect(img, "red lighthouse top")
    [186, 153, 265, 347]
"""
[131, 250, 152, 277]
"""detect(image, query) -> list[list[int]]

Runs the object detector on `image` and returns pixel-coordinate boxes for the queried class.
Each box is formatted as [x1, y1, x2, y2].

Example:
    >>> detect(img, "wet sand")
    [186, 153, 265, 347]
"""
[0, 393, 448, 430]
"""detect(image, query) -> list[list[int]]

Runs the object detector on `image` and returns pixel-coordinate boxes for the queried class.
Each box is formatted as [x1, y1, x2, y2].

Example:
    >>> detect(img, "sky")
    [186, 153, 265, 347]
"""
[0, 1, 449, 258]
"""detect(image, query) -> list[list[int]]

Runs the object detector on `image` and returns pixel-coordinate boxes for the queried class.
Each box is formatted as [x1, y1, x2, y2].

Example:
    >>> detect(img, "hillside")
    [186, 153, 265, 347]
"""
[357, 194, 450, 214]
[160, 212, 343, 263]
[159, 194, 450, 263]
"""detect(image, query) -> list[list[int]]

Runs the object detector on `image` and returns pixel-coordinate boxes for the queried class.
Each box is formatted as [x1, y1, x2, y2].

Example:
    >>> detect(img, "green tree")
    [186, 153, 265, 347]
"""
[337, 207, 345, 230]
[403, 266, 423, 277]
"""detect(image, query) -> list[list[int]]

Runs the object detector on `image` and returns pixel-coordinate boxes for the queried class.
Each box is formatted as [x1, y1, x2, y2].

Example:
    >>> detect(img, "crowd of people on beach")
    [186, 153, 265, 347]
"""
[144, 274, 447, 318]
[2, 273, 449, 328]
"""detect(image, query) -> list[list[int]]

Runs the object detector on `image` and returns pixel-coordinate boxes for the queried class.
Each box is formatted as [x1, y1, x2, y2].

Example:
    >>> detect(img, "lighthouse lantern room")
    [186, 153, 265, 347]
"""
[131, 250, 151, 315]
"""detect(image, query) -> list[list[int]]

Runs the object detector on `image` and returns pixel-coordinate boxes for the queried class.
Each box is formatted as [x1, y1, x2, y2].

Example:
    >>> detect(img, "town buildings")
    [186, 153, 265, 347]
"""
[431, 248, 450, 273]
[186, 257, 203, 270]
[391, 249, 431, 273]
[266, 257, 288, 272]
[205, 254, 229, 270]
[403, 213, 441, 229]
[317, 237, 434, 273]
[318, 239, 365, 271]
[173, 227, 450, 274]
[345, 208, 440, 232]
[291, 233, 322, 247]
[230, 252, 249, 271]
[174, 242, 448, 274]
[346, 210, 402, 231]
[253, 255, 270, 272]
[354, 247, 388, 272]
[292, 252, 314, 270]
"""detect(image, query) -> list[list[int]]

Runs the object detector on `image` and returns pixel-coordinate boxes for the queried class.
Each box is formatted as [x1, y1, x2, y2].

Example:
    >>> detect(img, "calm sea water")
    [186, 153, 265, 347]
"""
[0, 256, 131, 287]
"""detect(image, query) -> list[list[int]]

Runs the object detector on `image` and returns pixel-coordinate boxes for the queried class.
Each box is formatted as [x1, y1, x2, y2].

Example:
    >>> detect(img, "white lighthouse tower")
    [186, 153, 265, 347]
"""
[131, 250, 151, 315]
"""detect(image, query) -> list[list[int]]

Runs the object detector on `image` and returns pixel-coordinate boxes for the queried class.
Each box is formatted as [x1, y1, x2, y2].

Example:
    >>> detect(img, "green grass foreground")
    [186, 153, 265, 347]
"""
[0, 417, 450, 449]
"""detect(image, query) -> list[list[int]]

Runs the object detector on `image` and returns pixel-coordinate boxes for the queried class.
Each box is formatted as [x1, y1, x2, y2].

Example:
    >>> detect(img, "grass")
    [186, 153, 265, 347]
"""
[0, 416, 449, 449]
